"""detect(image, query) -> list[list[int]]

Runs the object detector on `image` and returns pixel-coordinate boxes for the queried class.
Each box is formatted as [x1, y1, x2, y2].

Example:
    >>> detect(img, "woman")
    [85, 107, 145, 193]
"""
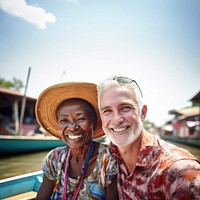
[35, 82, 118, 200]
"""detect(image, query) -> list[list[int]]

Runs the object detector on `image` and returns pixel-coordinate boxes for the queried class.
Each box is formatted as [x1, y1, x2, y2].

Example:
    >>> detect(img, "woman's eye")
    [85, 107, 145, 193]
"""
[59, 119, 68, 124]
[77, 118, 85, 122]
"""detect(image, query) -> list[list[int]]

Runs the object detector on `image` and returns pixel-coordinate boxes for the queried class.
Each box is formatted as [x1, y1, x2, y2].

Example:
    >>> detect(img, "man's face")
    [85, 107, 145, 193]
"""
[99, 85, 145, 147]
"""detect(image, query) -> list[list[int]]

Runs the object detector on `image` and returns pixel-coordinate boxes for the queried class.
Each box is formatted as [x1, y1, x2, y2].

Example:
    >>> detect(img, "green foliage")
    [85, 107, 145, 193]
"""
[144, 119, 156, 128]
[192, 102, 200, 107]
[0, 76, 24, 91]
[168, 109, 177, 115]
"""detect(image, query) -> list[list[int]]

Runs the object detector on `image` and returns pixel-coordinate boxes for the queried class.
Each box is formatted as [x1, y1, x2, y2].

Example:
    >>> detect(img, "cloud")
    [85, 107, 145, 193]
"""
[0, 0, 56, 30]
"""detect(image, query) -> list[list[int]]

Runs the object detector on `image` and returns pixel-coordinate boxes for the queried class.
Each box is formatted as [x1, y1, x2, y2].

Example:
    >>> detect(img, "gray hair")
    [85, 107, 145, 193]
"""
[97, 75, 144, 112]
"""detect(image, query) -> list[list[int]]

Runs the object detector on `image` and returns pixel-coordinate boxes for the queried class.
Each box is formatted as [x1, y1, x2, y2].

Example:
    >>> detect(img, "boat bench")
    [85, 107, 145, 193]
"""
[3, 191, 37, 200]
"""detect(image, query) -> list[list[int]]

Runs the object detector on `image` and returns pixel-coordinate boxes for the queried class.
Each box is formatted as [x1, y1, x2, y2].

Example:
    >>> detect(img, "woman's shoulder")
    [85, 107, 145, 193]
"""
[93, 142, 118, 187]
[96, 141, 111, 154]
[49, 145, 68, 153]
[95, 141, 117, 166]
[45, 145, 68, 160]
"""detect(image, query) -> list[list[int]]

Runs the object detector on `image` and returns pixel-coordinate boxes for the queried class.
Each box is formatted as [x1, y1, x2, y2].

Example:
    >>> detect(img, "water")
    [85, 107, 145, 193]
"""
[0, 141, 200, 180]
[0, 151, 49, 180]
[166, 141, 200, 160]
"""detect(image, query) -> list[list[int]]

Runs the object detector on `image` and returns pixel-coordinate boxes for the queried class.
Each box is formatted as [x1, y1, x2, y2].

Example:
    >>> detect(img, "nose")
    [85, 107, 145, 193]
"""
[112, 111, 123, 125]
[66, 122, 79, 131]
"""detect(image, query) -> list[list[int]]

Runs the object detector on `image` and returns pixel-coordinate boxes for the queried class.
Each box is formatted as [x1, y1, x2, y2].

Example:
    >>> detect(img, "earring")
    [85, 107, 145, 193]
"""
[91, 124, 94, 138]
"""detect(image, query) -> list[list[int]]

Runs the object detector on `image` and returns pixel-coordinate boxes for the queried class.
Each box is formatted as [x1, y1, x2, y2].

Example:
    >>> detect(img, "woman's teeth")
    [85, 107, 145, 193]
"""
[67, 134, 83, 139]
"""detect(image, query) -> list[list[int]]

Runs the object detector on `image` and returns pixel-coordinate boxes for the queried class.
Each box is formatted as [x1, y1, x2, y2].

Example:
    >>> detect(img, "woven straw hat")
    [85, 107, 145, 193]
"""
[35, 82, 104, 139]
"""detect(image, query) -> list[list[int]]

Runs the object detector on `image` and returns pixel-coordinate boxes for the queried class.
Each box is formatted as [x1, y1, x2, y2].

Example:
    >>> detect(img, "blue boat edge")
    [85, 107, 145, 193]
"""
[0, 170, 43, 199]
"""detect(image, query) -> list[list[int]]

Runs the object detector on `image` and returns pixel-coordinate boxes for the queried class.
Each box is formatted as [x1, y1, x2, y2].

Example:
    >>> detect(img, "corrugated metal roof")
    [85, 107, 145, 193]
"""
[177, 107, 200, 117]
[0, 87, 36, 101]
[189, 90, 200, 103]
[0, 87, 21, 96]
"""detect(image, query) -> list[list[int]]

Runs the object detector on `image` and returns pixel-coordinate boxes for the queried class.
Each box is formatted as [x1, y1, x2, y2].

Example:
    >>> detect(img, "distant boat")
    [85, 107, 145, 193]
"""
[0, 135, 65, 156]
[0, 170, 43, 199]
[159, 134, 200, 148]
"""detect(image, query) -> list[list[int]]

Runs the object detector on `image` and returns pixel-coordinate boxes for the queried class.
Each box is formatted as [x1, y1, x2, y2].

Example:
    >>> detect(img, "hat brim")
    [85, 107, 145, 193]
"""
[35, 82, 104, 139]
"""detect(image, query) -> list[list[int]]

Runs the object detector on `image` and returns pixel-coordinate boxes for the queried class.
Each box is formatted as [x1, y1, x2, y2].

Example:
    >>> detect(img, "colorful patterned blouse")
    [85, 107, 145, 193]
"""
[111, 130, 200, 200]
[42, 142, 118, 200]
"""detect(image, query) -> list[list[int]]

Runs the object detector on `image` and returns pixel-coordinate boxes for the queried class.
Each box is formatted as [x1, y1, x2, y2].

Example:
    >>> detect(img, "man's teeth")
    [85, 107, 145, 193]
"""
[113, 127, 127, 132]
[67, 134, 82, 139]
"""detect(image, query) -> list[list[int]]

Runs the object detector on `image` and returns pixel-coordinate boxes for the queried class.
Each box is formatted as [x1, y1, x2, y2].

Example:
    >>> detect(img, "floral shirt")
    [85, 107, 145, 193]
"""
[111, 130, 200, 200]
[42, 142, 118, 200]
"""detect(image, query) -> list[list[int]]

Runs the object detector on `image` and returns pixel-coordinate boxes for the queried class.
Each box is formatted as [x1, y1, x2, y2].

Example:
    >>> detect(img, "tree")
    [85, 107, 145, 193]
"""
[0, 76, 24, 91]
[168, 109, 177, 115]
[144, 119, 156, 128]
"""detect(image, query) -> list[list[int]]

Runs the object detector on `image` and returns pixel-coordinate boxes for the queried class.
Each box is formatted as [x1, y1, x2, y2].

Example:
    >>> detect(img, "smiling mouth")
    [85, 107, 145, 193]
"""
[67, 134, 83, 140]
[112, 127, 128, 132]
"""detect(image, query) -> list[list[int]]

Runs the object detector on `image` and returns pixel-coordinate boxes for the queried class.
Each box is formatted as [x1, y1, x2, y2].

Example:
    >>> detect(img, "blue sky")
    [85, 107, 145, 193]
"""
[0, 0, 200, 126]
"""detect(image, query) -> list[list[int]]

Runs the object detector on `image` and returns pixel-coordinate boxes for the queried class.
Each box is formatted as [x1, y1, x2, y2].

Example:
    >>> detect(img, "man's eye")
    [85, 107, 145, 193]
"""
[121, 106, 131, 111]
[102, 109, 112, 115]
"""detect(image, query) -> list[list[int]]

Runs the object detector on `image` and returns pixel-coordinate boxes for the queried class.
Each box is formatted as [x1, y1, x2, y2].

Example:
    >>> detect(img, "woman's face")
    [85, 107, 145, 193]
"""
[57, 99, 95, 149]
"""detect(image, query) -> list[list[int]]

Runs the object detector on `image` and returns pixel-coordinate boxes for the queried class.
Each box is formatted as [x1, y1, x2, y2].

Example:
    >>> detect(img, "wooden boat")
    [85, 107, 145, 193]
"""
[0, 135, 65, 156]
[0, 171, 43, 199]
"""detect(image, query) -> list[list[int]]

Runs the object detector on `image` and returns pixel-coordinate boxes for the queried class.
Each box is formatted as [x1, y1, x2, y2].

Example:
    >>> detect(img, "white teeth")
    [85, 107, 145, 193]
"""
[67, 134, 82, 139]
[113, 127, 127, 132]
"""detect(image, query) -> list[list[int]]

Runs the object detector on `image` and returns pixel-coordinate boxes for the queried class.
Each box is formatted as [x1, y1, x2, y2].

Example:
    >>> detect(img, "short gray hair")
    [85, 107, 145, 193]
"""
[97, 75, 144, 111]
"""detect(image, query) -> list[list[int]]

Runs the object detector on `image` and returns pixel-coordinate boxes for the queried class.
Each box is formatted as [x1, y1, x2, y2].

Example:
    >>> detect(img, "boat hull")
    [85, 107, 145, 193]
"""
[0, 135, 65, 156]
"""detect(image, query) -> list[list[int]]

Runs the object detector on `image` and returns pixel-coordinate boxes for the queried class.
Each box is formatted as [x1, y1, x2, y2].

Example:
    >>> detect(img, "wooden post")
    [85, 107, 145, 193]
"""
[14, 99, 19, 135]
[18, 67, 31, 135]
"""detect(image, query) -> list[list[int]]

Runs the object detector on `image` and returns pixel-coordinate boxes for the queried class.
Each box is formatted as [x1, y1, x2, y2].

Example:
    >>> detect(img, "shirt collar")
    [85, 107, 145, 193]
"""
[110, 130, 161, 168]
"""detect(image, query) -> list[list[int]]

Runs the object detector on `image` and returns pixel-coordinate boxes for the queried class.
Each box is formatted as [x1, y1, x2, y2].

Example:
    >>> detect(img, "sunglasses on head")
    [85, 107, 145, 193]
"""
[113, 76, 143, 97]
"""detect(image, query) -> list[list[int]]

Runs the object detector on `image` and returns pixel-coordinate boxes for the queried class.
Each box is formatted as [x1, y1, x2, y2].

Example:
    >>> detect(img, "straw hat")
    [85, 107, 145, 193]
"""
[35, 82, 104, 139]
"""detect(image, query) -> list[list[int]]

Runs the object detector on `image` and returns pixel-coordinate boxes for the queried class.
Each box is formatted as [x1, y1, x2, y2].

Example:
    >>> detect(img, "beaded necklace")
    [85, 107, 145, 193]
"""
[63, 141, 95, 200]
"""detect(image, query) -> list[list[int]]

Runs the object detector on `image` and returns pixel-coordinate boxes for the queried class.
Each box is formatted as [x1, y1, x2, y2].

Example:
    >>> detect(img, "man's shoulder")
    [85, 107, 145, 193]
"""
[142, 131, 198, 166]
[165, 159, 200, 199]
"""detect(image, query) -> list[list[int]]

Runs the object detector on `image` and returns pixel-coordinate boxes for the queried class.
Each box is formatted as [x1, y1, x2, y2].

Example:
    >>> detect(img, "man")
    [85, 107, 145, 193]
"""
[97, 75, 200, 200]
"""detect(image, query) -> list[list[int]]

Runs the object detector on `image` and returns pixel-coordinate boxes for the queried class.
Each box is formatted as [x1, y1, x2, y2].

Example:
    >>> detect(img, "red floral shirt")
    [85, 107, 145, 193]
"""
[110, 131, 200, 200]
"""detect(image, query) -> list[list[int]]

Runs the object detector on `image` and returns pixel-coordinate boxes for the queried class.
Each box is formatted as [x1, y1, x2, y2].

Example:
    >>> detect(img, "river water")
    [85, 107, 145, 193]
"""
[0, 140, 200, 180]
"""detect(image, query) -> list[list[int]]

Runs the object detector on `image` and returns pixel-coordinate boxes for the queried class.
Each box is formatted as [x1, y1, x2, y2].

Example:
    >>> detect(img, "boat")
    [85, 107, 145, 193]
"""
[0, 170, 43, 199]
[0, 135, 65, 156]
[159, 134, 200, 148]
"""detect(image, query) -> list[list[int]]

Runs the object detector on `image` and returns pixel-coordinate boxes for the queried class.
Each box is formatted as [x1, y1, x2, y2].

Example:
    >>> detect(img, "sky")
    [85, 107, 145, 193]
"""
[0, 0, 200, 127]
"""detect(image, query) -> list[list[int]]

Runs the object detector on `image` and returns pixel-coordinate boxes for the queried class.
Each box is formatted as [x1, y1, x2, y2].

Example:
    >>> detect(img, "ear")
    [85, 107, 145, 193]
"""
[141, 105, 147, 121]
